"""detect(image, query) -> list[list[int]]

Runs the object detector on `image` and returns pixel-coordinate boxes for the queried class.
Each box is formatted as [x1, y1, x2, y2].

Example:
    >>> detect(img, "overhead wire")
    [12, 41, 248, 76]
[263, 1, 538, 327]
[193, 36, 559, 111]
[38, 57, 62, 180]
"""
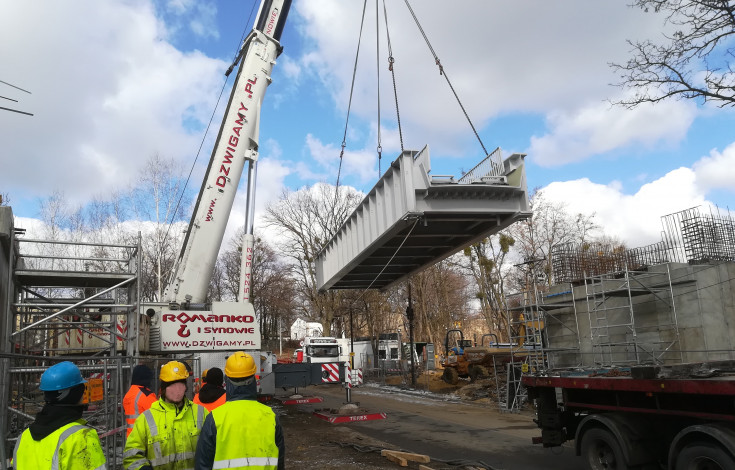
[0, 79, 31, 94]
[0, 79, 33, 115]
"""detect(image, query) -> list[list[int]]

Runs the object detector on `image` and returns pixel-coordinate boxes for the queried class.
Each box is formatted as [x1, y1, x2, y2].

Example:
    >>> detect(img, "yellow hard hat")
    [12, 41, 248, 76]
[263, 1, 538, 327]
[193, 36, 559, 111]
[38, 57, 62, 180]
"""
[225, 351, 257, 378]
[160, 361, 189, 382]
[202, 369, 209, 380]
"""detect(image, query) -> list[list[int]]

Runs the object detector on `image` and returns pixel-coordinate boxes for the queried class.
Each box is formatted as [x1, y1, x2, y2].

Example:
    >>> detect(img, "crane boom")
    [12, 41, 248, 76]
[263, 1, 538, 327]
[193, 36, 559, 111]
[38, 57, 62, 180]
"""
[146, 0, 291, 358]
[165, 0, 291, 306]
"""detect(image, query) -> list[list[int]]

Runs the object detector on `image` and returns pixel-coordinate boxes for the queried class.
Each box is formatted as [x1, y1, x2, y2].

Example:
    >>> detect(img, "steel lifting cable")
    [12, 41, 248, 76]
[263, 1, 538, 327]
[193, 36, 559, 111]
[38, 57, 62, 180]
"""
[403, 0, 489, 156]
[344, 215, 420, 320]
[160, 1, 259, 256]
[383, 0, 404, 155]
[362, 216, 420, 293]
[375, 0, 383, 176]
[335, 0, 370, 194]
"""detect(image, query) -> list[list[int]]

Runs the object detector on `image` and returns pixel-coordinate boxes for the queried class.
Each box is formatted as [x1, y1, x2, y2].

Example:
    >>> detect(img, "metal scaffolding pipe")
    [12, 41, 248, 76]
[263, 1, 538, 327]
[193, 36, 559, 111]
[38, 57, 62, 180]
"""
[11, 278, 134, 337]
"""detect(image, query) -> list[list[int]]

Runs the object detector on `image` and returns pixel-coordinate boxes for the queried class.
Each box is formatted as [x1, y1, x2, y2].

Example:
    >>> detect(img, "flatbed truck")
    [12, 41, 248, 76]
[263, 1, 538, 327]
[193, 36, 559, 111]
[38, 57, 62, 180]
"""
[523, 363, 735, 470]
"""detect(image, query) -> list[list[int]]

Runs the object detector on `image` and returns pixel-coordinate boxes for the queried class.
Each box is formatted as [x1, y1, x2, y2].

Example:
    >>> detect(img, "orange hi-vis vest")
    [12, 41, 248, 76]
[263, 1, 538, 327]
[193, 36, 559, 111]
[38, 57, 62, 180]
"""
[122, 385, 156, 438]
[193, 392, 226, 411]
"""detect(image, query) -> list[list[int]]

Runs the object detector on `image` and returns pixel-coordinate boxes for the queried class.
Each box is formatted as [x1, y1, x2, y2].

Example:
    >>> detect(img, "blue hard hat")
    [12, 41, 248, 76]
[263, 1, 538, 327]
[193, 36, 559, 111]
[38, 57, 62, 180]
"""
[40, 361, 87, 391]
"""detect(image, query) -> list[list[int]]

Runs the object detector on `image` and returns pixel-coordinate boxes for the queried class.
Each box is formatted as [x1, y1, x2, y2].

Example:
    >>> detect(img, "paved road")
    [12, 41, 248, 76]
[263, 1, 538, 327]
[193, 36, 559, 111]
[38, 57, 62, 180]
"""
[293, 383, 585, 470]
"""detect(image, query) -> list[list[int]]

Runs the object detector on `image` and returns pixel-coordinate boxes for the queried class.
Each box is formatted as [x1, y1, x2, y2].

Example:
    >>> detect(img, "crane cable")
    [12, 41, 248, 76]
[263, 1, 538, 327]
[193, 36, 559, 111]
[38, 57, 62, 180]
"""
[403, 0, 489, 156]
[335, 0, 370, 194]
[375, 0, 382, 176]
[160, 1, 258, 270]
[383, 0, 404, 156]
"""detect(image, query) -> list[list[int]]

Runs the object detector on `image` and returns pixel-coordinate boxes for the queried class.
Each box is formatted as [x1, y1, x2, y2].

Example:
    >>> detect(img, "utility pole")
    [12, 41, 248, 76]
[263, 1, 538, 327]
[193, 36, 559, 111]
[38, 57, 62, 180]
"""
[349, 305, 355, 369]
[407, 282, 416, 388]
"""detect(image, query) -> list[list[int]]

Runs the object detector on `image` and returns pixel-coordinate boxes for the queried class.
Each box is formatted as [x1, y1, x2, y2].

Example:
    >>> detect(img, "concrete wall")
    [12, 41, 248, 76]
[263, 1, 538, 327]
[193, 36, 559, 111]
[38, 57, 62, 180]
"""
[0, 206, 14, 353]
[543, 261, 735, 368]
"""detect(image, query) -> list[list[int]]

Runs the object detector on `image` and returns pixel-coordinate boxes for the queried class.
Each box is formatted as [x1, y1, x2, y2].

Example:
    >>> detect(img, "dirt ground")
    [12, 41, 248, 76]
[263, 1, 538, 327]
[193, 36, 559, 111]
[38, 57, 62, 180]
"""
[280, 370, 510, 469]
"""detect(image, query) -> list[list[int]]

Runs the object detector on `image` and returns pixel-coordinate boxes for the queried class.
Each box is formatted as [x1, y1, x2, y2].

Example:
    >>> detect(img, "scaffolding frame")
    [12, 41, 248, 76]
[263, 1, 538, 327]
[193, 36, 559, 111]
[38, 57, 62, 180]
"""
[502, 277, 581, 413]
[583, 263, 682, 366]
[2, 235, 143, 468]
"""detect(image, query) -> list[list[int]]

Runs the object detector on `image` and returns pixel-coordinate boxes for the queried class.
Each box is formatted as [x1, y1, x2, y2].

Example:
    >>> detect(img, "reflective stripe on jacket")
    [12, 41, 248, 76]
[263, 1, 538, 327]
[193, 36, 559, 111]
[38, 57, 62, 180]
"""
[123, 385, 157, 438]
[13, 420, 107, 470]
[123, 398, 207, 470]
[192, 392, 226, 412]
[210, 400, 279, 470]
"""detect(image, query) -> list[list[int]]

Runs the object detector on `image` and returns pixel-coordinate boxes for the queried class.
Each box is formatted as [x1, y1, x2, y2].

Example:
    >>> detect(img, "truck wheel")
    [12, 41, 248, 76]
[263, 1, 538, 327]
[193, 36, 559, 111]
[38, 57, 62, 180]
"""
[442, 367, 459, 385]
[675, 442, 735, 470]
[581, 427, 629, 470]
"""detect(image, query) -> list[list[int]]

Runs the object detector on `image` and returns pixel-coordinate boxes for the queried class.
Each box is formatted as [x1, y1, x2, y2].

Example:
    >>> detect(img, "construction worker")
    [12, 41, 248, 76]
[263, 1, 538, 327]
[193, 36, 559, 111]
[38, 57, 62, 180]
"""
[192, 367, 226, 411]
[123, 360, 208, 470]
[195, 352, 284, 470]
[13, 361, 106, 469]
[123, 364, 157, 438]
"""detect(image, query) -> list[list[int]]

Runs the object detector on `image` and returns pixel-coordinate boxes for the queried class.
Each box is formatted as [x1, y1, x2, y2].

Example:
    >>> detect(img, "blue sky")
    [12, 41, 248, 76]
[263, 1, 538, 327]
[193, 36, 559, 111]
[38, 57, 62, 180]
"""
[2, 0, 734, 248]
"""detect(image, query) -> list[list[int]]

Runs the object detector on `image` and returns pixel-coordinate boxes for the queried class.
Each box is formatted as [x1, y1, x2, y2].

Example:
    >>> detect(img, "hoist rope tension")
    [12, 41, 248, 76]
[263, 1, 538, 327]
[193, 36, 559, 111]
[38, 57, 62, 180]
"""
[403, 0, 489, 156]
[335, 0, 369, 194]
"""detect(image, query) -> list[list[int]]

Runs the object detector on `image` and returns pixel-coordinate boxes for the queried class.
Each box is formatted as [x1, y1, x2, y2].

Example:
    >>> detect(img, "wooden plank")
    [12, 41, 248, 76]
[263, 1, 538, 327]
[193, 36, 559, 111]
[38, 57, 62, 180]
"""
[381, 450, 407, 467]
[381, 449, 431, 464]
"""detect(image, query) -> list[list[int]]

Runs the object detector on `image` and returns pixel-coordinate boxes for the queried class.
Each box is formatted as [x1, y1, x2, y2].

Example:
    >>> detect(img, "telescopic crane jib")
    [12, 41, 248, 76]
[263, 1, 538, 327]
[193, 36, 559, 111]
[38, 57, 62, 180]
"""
[145, 0, 292, 354]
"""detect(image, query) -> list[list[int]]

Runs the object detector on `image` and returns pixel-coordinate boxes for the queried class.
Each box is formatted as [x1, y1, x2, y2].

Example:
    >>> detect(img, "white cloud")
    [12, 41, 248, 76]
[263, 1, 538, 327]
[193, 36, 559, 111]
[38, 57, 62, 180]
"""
[541, 168, 708, 247]
[693, 142, 735, 193]
[293, 1, 666, 159]
[0, 1, 224, 212]
[303, 134, 378, 185]
[189, 3, 219, 40]
[529, 98, 697, 167]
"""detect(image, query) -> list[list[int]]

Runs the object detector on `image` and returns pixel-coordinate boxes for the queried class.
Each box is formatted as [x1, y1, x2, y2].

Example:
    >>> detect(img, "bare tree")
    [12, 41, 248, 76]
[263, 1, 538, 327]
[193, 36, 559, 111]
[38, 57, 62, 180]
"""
[406, 262, 473, 351]
[217, 228, 297, 341]
[0, 193, 9, 206]
[38, 190, 71, 241]
[264, 183, 362, 334]
[508, 190, 598, 288]
[460, 233, 516, 340]
[611, 0, 735, 108]
[130, 154, 189, 301]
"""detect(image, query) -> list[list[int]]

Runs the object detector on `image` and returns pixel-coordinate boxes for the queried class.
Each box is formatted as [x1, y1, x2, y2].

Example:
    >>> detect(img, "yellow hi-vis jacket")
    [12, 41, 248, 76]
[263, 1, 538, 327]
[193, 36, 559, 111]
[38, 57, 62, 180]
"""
[123, 398, 207, 470]
[13, 419, 106, 470]
[209, 400, 279, 469]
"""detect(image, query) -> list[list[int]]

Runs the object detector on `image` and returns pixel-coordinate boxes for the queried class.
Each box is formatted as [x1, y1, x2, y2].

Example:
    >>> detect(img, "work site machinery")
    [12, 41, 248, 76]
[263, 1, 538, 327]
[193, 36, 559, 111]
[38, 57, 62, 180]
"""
[441, 329, 515, 384]
[143, 0, 347, 394]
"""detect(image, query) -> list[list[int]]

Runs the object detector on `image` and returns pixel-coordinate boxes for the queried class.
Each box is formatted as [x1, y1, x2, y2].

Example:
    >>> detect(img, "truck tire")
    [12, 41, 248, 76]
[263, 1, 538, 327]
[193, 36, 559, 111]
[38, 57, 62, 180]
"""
[675, 442, 735, 470]
[581, 427, 629, 470]
[442, 367, 459, 385]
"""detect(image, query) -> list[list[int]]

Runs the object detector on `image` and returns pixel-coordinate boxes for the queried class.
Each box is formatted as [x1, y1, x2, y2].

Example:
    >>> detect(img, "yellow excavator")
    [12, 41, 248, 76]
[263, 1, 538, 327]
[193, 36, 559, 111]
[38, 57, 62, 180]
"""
[441, 329, 515, 385]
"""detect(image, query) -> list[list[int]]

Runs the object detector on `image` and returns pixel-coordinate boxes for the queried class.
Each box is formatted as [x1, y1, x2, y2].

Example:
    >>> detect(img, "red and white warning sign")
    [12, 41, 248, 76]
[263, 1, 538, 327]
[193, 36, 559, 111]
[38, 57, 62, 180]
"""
[350, 367, 363, 387]
[321, 363, 340, 383]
